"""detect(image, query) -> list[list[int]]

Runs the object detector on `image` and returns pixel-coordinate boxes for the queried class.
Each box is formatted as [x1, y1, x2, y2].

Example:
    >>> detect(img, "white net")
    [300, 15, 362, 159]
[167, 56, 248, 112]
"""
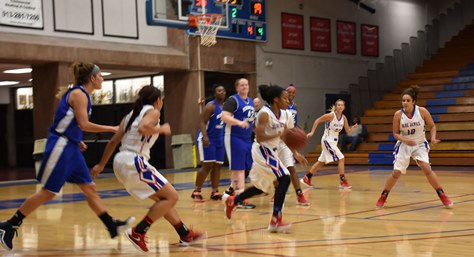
[195, 15, 222, 47]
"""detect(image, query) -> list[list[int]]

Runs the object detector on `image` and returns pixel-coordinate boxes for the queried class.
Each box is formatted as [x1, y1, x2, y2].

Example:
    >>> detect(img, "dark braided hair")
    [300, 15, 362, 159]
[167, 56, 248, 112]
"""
[401, 85, 420, 101]
[125, 85, 162, 132]
[258, 84, 285, 105]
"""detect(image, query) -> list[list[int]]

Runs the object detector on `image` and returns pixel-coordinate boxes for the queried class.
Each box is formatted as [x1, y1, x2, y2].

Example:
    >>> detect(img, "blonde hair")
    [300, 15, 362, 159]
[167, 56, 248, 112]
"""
[55, 83, 73, 99]
[328, 99, 345, 112]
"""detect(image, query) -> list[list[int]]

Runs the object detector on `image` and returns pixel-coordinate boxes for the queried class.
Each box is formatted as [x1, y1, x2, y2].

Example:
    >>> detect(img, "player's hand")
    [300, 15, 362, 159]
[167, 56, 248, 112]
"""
[306, 132, 314, 139]
[404, 139, 416, 146]
[159, 123, 172, 135]
[294, 151, 308, 166]
[239, 120, 250, 129]
[430, 138, 441, 145]
[79, 141, 87, 152]
[90, 164, 104, 179]
[203, 136, 210, 147]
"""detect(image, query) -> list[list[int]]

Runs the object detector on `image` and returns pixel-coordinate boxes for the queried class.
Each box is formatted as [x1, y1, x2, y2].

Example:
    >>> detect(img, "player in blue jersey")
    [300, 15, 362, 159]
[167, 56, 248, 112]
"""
[286, 84, 298, 126]
[0, 62, 134, 251]
[221, 78, 256, 209]
[192, 84, 227, 202]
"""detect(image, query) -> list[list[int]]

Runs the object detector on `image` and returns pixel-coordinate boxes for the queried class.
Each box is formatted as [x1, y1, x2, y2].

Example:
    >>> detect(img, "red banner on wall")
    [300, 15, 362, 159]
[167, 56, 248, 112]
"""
[310, 17, 331, 52]
[361, 24, 379, 57]
[281, 13, 304, 50]
[336, 20, 356, 55]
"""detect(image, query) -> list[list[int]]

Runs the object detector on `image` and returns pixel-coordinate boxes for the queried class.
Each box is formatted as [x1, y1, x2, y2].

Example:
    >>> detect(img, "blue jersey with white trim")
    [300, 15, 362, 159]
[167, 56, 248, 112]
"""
[287, 102, 298, 126]
[49, 85, 91, 143]
[225, 94, 255, 139]
[205, 99, 225, 140]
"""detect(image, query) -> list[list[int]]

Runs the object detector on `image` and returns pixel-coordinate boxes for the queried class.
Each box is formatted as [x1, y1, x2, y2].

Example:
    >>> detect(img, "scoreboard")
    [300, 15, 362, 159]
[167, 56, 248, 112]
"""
[146, 0, 266, 42]
[188, 0, 266, 42]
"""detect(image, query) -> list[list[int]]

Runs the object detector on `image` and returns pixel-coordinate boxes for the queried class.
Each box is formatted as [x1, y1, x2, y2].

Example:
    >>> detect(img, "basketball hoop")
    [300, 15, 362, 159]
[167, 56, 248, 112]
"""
[189, 14, 222, 47]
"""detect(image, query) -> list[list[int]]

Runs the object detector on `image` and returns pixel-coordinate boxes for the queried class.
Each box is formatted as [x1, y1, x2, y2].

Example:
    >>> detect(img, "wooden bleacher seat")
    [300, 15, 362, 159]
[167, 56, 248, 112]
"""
[305, 23, 474, 166]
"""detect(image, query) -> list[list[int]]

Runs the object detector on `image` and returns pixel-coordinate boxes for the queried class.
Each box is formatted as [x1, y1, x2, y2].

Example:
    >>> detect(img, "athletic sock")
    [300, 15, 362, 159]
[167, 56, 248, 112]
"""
[7, 210, 25, 227]
[135, 216, 154, 234]
[173, 221, 190, 238]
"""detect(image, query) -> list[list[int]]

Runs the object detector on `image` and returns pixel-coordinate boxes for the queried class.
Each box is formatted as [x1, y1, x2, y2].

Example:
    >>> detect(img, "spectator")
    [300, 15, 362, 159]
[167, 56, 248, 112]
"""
[340, 117, 368, 152]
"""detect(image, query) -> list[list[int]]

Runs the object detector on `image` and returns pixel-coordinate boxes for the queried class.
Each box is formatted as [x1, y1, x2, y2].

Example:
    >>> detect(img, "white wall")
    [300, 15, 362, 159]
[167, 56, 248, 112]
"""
[0, 0, 167, 46]
[257, 0, 459, 150]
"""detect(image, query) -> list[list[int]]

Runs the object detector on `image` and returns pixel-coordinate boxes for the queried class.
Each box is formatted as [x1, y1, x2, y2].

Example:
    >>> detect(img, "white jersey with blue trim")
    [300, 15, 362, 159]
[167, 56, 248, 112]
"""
[399, 105, 426, 144]
[256, 105, 293, 150]
[323, 112, 344, 141]
[119, 105, 159, 160]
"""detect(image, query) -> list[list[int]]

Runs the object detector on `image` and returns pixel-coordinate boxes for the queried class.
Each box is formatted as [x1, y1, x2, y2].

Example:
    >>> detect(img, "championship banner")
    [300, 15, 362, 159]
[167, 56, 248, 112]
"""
[281, 13, 304, 50]
[0, 0, 43, 29]
[336, 20, 356, 55]
[361, 24, 379, 57]
[310, 17, 331, 52]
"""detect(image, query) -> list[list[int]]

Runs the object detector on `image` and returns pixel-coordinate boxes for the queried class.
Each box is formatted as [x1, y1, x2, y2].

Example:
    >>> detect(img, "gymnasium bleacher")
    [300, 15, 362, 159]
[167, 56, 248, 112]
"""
[307, 23, 474, 167]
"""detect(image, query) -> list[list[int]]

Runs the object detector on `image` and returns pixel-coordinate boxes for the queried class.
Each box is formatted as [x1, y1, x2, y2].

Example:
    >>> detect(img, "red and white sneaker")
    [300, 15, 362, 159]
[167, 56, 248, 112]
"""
[179, 228, 207, 246]
[439, 192, 453, 208]
[222, 194, 236, 219]
[339, 179, 352, 189]
[376, 194, 387, 209]
[268, 215, 291, 233]
[191, 191, 206, 202]
[300, 176, 315, 188]
[296, 193, 310, 206]
[125, 228, 148, 253]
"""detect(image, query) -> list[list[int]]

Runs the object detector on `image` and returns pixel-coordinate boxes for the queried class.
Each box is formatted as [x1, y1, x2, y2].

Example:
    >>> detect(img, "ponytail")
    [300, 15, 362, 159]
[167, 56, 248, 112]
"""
[124, 85, 162, 132]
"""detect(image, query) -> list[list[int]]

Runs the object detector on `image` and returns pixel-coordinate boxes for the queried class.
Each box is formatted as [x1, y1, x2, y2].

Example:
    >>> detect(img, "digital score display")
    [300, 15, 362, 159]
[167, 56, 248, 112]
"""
[188, 0, 266, 42]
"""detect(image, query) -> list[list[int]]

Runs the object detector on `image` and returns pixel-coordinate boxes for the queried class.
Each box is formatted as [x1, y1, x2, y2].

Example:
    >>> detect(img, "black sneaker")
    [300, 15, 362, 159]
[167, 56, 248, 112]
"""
[210, 191, 222, 200]
[224, 187, 235, 196]
[191, 190, 206, 202]
[108, 216, 135, 239]
[0, 221, 18, 251]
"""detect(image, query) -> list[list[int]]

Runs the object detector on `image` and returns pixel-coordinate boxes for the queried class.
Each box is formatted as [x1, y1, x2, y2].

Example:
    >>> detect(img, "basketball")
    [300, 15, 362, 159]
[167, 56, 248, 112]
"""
[283, 127, 307, 150]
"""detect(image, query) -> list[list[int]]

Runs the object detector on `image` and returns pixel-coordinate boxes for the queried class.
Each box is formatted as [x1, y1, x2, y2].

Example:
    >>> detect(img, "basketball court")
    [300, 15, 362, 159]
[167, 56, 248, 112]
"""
[0, 165, 471, 256]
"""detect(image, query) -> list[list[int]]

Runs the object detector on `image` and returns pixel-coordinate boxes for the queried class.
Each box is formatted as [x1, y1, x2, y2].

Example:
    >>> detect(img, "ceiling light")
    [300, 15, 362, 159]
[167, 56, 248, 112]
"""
[3, 68, 32, 74]
[28, 79, 33, 82]
[101, 72, 111, 76]
[0, 81, 20, 86]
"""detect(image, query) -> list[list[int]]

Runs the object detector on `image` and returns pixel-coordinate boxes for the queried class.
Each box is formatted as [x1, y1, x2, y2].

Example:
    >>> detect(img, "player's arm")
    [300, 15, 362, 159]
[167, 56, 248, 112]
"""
[254, 112, 280, 142]
[420, 107, 440, 145]
[221, 97, 249, 128]
[69, 90, 117, 133]
[392, 110, 416, 146]
[307, 113, 332, 138]
[199, 102, 215, 146]
[343, 115, 358, 134]
[138, 109, 171, 136]
[90, 118, 126, 178]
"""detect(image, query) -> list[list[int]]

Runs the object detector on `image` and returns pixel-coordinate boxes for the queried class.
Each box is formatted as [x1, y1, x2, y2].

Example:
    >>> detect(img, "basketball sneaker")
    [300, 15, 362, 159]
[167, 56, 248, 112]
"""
[236, 199, 256, 209]
[0, 222, 18, 251]
[222, 194, 236, 219]
[125, 228, 148, 253]
[191, 190, 206, 202]
[179, 228, 207, 246]
[296, 194, 310, 206]
[108, 216, 135, 239]
[439, 192, 453, 208]
[339, 179, 352, 189]
[210, 191, 222, 201]
[268, 215, 291, 233]
[224, 187, 235, 196]
[376, 194, 387, 209]
[300, 176, 315, 188]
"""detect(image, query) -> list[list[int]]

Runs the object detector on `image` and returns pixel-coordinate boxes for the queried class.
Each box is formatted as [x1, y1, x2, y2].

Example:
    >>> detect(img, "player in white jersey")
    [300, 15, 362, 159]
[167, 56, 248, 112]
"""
[376, 85, 453, 208]
[223, 84, 307, 233]
[302, 99, 358, 189]
[91, 86, 206, 253]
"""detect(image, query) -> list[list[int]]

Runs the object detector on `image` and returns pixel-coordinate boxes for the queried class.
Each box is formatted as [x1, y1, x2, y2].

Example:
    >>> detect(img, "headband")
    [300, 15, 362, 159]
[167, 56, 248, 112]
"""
[88, 65, 101, 78]
[287, 85, 296, 91]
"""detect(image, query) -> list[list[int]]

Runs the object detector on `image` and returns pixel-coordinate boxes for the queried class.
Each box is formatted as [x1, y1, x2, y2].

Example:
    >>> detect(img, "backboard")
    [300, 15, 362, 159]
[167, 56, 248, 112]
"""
[146, 0, 266, 42]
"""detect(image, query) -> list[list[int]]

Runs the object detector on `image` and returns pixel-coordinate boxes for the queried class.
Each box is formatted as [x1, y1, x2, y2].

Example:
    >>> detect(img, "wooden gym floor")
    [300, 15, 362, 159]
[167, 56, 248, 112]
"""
[0, 165, 472, 256]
